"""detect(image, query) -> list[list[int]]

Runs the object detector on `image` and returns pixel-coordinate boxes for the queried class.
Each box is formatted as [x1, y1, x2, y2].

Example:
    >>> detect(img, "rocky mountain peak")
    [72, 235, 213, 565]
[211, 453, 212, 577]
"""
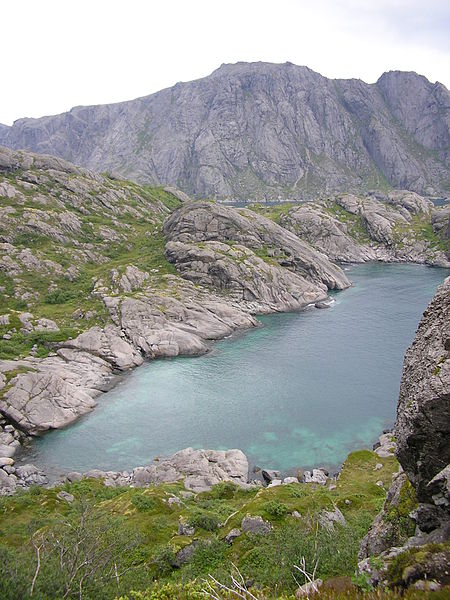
[0, 62, 448, 199]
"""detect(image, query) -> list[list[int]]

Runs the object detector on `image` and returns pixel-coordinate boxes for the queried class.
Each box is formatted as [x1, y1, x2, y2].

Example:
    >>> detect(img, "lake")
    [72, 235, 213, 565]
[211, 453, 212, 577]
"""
[26, 263, 448, 476]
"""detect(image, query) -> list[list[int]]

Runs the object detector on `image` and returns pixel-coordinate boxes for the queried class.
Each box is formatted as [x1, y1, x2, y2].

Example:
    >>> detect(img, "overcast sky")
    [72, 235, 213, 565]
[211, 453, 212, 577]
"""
[1, 0, 449, 125]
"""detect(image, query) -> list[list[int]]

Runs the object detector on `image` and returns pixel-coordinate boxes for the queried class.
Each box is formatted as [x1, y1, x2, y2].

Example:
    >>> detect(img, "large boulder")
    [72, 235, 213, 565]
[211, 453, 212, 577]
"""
[0, 370, 97, 434]
[0, 352, 114, 435]
[131, 447, 249, 492]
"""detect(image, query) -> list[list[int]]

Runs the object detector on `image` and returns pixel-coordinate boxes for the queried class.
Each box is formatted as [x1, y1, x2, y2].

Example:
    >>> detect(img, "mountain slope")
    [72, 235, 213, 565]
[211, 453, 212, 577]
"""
[0, 62, 448, 199]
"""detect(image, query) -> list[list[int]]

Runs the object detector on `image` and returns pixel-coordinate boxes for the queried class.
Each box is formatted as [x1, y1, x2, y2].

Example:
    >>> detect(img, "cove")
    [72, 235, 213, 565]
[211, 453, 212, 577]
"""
[25, 263, 448, 475]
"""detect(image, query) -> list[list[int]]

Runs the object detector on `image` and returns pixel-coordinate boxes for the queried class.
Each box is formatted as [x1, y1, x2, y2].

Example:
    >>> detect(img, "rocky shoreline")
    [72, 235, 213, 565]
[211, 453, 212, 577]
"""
[0, 429, 397, 497]
[0, 147, 449, 501]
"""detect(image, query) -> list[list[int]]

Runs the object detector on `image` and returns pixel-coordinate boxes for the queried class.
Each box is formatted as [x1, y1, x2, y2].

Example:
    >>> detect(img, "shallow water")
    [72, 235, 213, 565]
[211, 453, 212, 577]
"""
[27, 263, 448, 475]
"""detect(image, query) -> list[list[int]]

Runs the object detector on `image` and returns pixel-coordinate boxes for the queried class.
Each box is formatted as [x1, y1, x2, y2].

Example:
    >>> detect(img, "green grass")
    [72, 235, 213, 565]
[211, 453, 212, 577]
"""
[1, 450, 446, 599]
[325, 202, 372, 242]
[248, 203, 297, 224]
[0, 450, 402, 598]
[393, 214, 450, 253]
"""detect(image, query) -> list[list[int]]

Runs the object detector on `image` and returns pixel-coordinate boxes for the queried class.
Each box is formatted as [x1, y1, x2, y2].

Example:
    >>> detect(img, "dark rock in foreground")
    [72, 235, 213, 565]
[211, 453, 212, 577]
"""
[359, 277, 450, 591]
[395, 276, 450, 507]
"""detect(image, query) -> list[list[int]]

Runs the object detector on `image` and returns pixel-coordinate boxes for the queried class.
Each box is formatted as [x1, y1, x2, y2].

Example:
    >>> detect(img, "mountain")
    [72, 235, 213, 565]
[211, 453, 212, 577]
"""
[0, 63, 449, 200]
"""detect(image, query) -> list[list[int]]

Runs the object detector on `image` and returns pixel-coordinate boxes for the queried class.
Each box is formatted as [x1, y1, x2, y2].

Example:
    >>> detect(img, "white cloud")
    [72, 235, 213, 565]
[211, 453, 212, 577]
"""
[1, 0, 448, 125]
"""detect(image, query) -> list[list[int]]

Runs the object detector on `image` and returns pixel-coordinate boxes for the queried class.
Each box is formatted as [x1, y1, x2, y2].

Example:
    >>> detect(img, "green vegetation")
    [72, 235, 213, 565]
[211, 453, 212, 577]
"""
[387, 543, 449, 589]
[0, 169, 183, 360]
[393, 214, 450, 253]
[247, 202, 296, 224]
[384, 477, 417, 545]
[0, 450, 408, 599]
[324, 201, 371, 242]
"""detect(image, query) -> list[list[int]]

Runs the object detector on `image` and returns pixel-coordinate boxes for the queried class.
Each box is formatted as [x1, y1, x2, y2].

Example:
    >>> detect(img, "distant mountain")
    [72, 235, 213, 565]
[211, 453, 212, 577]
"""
[1, 62, 449, 200]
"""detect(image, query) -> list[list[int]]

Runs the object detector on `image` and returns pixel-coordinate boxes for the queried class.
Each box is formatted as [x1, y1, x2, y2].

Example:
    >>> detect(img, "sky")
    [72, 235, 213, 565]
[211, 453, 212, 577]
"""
[1, 0, 449, 125]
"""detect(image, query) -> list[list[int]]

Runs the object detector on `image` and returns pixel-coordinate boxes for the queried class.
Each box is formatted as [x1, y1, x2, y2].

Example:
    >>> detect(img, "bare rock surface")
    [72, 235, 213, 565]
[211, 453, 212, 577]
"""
[163, 201, 350, 291]
[59, 325, 143, 370]
[395, 276, 450, 505]
[1, 64, 448, 199]
[165, 240, 327, 312]
[281, 202, 376, 263]
[132, 448, 248, 492]
[50, 447, 250, 494]
[281, 191, 449, 267]
[0, 369, 98, 434]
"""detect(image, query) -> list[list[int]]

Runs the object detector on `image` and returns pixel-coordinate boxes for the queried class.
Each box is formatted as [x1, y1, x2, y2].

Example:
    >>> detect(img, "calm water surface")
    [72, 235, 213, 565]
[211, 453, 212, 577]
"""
[28, 264, 448, 475]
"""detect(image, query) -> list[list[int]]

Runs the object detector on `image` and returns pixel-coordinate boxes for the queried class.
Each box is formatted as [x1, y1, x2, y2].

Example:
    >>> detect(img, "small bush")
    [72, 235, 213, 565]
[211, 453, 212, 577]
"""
[131, 493, 156, 511]
[188, 510, 220, 531]
[264, 500, 289, 518]
[45, 289, 76, 304]
[152, 545, 178, 576]
[289, 486, 305, 498]
[209, 481, 238, 499]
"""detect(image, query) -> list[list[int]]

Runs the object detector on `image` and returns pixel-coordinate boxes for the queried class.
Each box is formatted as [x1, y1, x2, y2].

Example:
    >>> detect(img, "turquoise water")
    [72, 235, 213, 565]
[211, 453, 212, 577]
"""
[29, 263, 448, 475]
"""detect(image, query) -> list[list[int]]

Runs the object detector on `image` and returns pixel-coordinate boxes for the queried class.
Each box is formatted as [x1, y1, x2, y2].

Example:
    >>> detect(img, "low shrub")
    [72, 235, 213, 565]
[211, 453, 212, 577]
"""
[131, 493, 156, 511]
[188, 510, 220, 531]
[264, 500, 289, 518]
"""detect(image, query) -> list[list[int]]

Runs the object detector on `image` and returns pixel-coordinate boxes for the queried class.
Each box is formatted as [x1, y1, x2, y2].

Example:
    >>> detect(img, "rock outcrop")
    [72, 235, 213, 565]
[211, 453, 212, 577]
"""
[63, 447, 249, 494]
[1, 63, 448, 199]
[280, 191, 449, 267]
[0, 446, 249, 496]
[163, 201, 350, 293]
[280, 202, 376, 263]
[358, 277, 450, 590]
[131, 447, 249, 493]
[165, 241, 327, 312]
[395, 276, 450, 513]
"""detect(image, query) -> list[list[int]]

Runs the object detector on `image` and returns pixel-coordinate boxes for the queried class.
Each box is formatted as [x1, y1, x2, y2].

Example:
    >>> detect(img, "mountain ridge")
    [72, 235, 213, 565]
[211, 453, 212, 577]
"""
[0, 62, 449, 199]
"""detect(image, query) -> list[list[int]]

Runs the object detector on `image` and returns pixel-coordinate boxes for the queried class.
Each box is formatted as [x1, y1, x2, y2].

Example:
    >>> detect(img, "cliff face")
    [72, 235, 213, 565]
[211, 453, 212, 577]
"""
[395, 277, 450, 513]
[0, 63, 448, 199]
[358, 278, 450, 591]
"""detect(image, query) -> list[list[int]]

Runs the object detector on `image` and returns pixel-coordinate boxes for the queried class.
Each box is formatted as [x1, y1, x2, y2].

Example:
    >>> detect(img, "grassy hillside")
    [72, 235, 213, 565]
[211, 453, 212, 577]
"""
[0, 159, 182, 360]
[0, 450, 411, 599]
